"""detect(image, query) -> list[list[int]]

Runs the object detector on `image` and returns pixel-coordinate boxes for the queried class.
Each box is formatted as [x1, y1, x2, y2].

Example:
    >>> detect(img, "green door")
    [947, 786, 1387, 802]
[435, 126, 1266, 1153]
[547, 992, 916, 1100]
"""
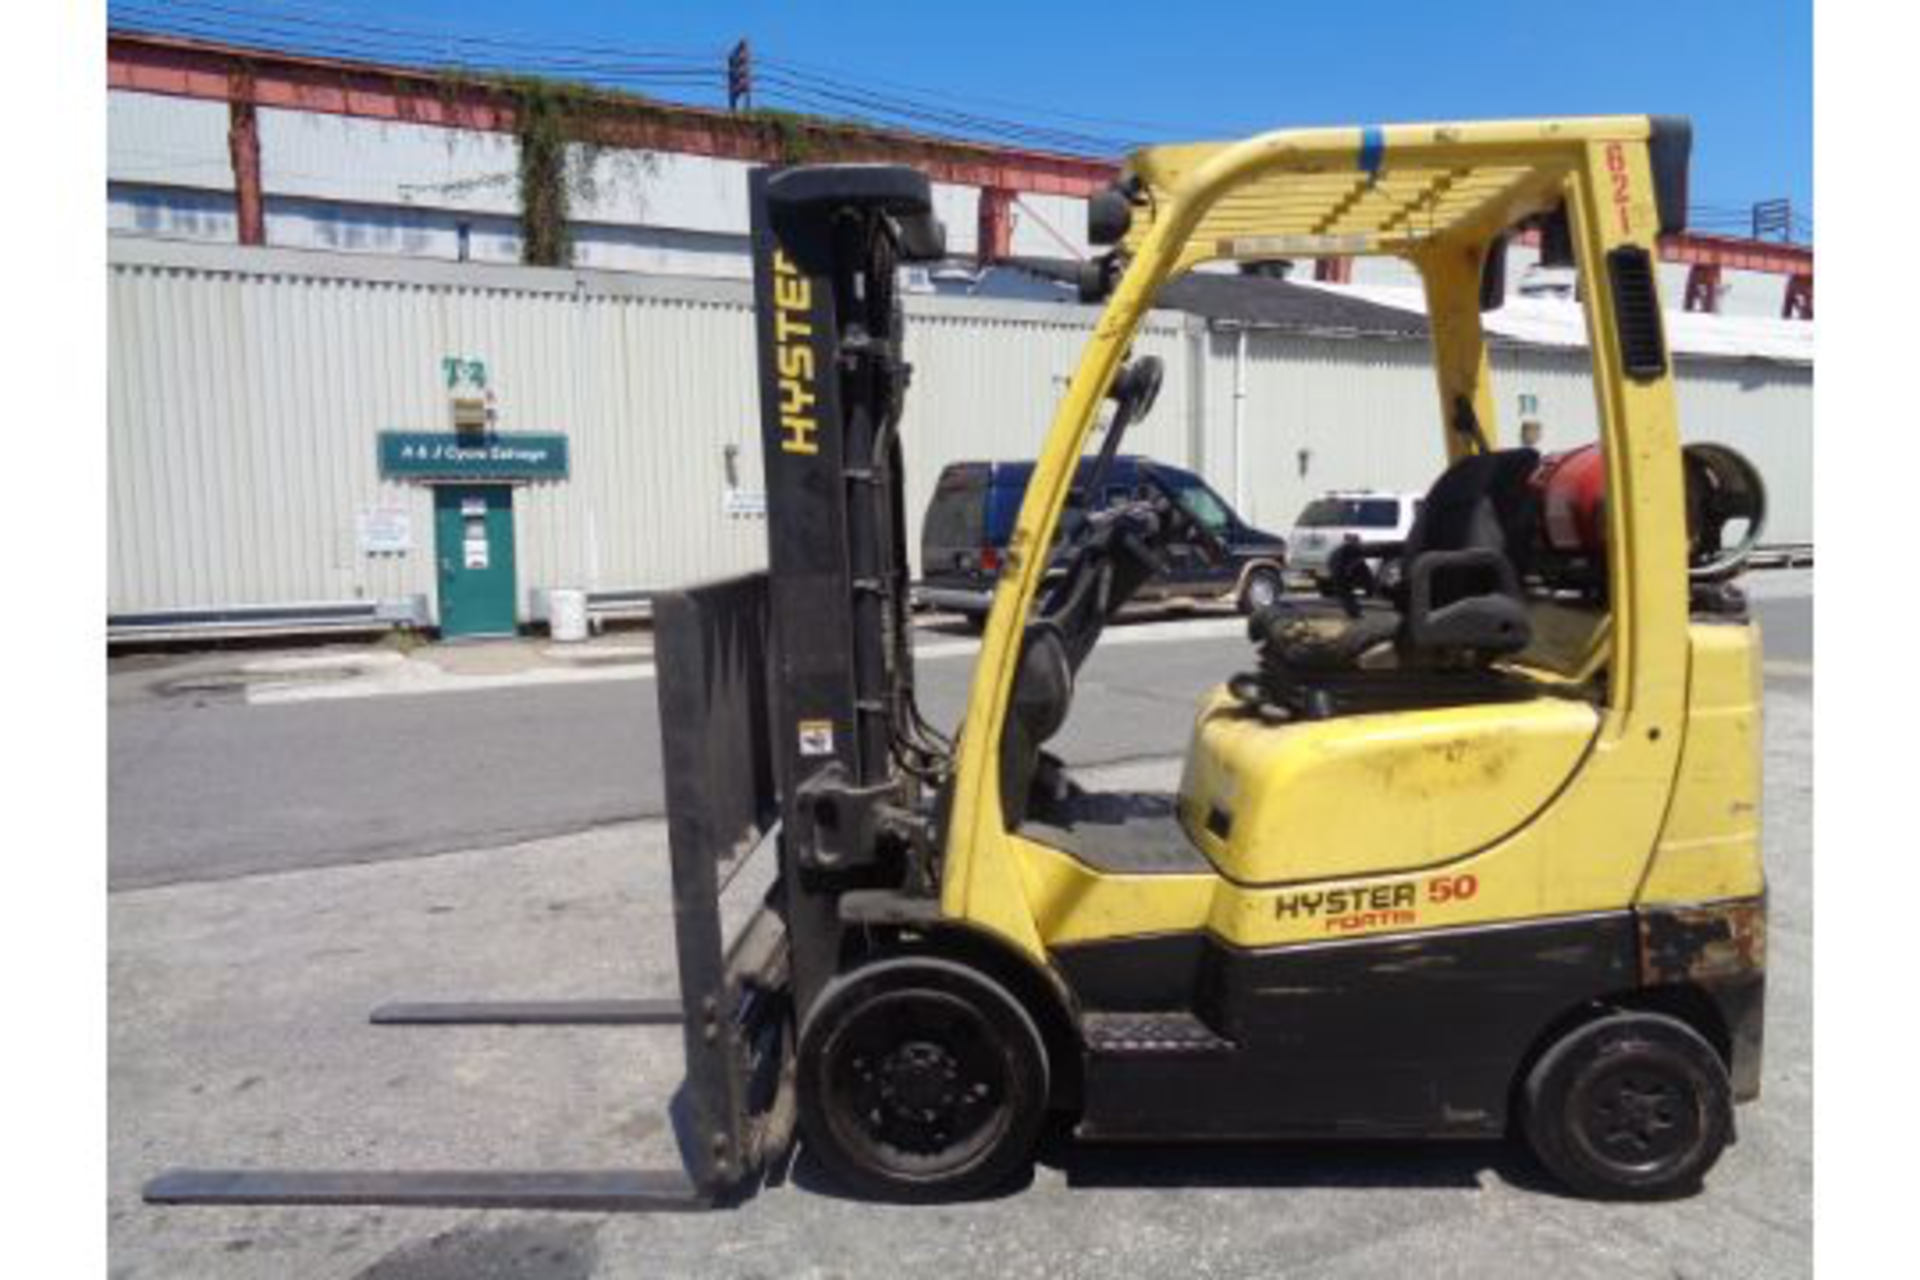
[433, 484, 518, 638]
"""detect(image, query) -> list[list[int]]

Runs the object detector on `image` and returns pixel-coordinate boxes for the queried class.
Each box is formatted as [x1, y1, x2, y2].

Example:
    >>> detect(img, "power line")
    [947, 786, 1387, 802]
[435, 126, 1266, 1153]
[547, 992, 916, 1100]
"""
[111, 0, 724, 66]
[106, 0, 1134, 154]
[108, 0, 1816, 209]
[108, 2, 728, 97]
[754, 53, 1212, 140]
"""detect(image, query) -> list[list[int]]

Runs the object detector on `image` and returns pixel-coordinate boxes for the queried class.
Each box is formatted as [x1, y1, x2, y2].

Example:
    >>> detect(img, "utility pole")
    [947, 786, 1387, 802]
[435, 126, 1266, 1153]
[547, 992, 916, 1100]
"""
[728, 39, 752, 112]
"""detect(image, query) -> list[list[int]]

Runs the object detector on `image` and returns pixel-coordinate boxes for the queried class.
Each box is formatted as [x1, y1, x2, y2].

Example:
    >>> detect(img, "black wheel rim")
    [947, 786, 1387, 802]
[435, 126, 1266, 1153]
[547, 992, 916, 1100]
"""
[820, 989, 1016, 1180]
[1572, 1060, 1704, 1176]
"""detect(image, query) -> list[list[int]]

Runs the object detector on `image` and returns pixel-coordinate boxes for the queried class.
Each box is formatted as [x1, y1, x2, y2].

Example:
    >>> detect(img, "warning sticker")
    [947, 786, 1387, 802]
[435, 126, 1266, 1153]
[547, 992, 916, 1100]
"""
[797, 719, 835, 757]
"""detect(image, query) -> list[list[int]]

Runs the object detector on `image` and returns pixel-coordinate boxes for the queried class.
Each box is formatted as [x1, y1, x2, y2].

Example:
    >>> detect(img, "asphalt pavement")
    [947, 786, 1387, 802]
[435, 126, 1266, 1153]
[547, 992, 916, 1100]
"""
[107, 581, 1811, 891]
[109, 680, 1813, 1278]
[109, 576, 1814, 1277]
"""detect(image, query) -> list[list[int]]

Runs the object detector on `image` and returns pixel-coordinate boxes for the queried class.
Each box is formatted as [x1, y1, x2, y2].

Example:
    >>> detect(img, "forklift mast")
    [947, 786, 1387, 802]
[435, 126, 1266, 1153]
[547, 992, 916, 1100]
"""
[746, 166, 947, 1008]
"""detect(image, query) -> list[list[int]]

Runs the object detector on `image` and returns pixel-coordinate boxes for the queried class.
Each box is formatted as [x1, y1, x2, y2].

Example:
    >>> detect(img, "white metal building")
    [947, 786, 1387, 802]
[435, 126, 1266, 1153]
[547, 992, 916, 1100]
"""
[106, 236, 1811, 639]
[107, 88, 1097, 281]
[106, 52, 1807, 320]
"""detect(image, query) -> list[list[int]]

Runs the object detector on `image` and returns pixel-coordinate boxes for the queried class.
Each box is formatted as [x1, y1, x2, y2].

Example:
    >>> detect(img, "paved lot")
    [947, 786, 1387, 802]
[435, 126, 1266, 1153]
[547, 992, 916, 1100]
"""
[109, 674, 1812, 1279]
[106, 578, 1811, 890]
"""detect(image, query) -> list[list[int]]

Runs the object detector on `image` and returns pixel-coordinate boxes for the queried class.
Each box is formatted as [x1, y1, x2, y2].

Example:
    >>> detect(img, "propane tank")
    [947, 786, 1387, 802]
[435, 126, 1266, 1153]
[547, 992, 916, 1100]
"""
[1531, 444, 1608, 558]
[1526, 441, 1767, 585]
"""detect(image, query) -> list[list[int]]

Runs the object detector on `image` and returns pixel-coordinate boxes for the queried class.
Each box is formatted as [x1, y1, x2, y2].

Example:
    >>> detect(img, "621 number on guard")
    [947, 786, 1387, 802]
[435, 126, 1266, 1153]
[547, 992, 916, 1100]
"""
[1605, 142, 1634, 235]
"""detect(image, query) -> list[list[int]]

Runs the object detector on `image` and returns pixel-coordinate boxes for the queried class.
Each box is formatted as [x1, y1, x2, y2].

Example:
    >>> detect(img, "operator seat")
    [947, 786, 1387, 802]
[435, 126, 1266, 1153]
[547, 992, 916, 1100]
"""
[1234, 447, 1543, 719]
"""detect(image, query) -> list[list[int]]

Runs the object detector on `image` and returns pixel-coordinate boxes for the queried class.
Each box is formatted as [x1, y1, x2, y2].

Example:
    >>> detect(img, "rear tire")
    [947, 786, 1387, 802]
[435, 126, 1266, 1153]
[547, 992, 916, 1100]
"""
[797, 957, 1050, 1202]
[1522, 1011, 1733, 1200]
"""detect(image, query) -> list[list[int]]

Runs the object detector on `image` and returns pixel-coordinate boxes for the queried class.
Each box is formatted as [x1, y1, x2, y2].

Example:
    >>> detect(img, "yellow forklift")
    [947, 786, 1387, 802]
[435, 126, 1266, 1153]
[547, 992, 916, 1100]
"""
[149, 115, 1767, 1212]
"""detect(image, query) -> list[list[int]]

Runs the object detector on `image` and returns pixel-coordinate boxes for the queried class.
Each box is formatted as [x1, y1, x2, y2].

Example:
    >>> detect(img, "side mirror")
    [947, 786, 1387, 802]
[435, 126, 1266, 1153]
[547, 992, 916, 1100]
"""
[1085, 355, 1165, 500]
[1109, 354, 1165, 422]
[1078, 252, 1122, 304]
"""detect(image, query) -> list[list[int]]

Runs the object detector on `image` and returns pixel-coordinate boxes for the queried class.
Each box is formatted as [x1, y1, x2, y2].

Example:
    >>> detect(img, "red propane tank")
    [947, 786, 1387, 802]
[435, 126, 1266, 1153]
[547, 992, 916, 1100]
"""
[1530, 444, 1607, 556]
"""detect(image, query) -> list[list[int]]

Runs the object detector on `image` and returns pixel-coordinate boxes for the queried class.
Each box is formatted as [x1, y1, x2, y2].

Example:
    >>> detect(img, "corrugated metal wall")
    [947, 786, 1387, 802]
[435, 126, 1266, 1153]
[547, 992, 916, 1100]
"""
[108, 238, 1810, 623]
[106, 240, 1192, 618]
[1219, 331, 1811, 544]
[108, 246, 773, 615]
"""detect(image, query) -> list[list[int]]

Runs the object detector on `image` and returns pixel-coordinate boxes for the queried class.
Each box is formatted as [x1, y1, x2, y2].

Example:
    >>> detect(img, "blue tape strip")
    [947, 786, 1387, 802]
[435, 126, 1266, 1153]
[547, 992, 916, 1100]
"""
[1359, 125, 1385, 179]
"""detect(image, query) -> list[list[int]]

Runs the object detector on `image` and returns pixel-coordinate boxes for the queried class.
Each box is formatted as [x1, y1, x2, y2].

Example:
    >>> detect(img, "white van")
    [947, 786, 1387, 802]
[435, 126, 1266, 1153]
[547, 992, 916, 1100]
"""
[1287, 491, 1424, 585]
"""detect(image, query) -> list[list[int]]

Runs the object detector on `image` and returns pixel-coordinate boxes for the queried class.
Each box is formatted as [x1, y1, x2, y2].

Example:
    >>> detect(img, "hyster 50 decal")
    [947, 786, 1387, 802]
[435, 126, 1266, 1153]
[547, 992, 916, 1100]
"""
[771, 250, 819, 456]
[1274, 873, 1480, 933]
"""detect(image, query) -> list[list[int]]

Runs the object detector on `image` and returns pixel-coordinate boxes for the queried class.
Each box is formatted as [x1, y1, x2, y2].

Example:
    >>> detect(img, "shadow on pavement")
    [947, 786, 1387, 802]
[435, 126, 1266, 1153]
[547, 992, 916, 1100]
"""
[782, 1123, 1570, 1202]
[1038, 1133, 1563, 1195]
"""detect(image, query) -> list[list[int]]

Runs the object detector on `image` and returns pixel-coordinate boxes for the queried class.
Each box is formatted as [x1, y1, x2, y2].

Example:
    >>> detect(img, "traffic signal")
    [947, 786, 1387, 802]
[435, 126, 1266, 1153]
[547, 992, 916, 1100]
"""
[728, 40, 751, 112]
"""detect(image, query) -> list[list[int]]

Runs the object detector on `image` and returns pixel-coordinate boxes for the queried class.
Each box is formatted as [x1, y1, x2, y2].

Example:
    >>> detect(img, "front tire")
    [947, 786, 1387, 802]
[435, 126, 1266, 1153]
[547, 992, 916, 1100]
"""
[796, 957, 1050, 1202]
[1522, 1011, 1733, 1200]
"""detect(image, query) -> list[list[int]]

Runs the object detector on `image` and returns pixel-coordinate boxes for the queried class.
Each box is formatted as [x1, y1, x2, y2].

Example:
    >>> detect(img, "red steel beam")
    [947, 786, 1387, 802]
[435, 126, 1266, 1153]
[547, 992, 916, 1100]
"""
[111, 31, 1813, 286]
[977, 187, 1015, 264]
[108, 32, 1119, 199]
[1683, 262, 1722, 313]
[1512, 225, 1811, 277]
[1314, 257, 1354, 284]
[227, 97, 264, 245]
[1782, 273, 1813, 320]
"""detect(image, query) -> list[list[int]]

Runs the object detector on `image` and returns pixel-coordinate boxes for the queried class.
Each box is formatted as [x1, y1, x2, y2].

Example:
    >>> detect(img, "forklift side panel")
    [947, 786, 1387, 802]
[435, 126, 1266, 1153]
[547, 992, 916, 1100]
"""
[1071, 911, 1638, 1138]
[1639, 621, 1766, 903]
[1178, 693, 1599, 885]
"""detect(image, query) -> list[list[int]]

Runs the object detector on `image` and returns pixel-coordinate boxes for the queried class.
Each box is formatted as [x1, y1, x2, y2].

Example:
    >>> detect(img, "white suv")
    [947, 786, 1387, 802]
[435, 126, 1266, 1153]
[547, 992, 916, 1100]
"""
[1287, 491, 1424, 587]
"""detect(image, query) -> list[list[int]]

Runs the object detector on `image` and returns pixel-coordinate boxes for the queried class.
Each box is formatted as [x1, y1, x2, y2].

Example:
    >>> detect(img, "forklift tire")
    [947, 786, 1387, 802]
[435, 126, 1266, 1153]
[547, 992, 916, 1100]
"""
[796, 956, 1050, 1202]
[1521, 1011, 1733, 1200]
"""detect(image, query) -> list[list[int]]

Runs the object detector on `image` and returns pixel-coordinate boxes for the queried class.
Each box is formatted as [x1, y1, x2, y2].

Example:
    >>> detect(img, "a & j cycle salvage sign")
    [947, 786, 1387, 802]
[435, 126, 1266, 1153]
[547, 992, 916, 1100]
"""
[377, 431, 570, 481]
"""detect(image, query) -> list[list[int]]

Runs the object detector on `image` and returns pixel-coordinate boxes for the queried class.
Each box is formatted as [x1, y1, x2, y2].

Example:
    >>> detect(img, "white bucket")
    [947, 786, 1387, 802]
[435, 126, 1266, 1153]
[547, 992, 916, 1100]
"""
[547, 588, 590, 643]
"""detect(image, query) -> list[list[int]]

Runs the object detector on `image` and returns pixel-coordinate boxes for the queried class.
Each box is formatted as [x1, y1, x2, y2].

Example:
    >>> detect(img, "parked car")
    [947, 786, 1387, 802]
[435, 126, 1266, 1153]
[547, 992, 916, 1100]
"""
[919, 456, 1289, 625]
[1287, 490, 1424, 588]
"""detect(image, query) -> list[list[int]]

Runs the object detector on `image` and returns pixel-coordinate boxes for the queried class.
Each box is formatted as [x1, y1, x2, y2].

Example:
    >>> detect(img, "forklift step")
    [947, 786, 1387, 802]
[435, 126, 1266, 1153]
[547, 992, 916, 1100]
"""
[1082, 1011, 1236, 1056]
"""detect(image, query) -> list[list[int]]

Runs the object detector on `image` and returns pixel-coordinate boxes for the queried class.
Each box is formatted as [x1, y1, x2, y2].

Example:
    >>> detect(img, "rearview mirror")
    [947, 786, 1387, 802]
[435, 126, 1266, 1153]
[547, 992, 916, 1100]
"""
[1085, 355, 1166, 500]
[1108, 354, 1165, 422]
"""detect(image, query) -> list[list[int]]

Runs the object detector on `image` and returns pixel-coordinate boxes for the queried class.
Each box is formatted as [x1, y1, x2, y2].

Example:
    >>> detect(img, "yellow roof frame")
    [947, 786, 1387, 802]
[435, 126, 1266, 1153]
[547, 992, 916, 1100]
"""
[1115, 116, 1664, 277]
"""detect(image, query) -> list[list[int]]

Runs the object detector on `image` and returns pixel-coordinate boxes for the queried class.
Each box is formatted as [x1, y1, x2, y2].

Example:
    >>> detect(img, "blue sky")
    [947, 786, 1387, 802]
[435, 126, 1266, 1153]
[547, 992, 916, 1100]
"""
[112, 0, 1813, 229]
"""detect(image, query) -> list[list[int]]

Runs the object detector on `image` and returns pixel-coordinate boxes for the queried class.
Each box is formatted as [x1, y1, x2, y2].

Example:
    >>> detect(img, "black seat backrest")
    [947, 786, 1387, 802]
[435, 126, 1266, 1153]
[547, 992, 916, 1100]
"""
[1397, 448, 1540, 657]
[1402, 448, 1540, 603]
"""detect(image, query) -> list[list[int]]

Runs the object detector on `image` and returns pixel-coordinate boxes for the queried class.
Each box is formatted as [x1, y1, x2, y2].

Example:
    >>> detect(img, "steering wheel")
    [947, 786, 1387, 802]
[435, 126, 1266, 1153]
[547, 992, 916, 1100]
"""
[1113, 505, 1170, 578]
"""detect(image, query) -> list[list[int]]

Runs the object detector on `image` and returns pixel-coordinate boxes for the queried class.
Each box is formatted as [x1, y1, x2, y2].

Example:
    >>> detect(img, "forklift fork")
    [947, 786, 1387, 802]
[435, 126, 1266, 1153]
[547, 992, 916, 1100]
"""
[145, 575, 793, 1213]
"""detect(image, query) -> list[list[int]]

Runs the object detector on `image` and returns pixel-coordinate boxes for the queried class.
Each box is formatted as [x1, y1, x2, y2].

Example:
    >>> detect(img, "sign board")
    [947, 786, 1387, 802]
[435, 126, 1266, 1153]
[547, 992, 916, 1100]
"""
[378, 431, 570, 482]
[722, 488, 767, 518]
[356, 506, 412, 554]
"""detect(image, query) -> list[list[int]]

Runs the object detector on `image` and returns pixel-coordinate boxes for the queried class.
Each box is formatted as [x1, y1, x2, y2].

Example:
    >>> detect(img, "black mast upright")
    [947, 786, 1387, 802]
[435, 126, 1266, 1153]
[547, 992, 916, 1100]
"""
[747, 164, 945, 1008]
